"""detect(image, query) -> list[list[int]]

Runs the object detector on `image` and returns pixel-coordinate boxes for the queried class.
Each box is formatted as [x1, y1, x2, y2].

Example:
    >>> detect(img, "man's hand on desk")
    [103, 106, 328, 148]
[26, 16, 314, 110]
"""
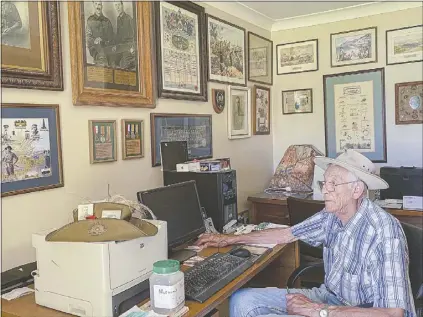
[194, 233, 234, 248]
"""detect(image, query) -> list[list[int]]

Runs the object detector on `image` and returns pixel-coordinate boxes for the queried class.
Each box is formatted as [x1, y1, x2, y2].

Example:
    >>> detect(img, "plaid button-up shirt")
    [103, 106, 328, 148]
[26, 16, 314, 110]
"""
[291, 198, 416, 317]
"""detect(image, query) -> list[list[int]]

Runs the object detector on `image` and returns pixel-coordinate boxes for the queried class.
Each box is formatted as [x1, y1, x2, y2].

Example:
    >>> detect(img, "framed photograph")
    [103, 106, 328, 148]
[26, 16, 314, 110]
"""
[395, 81, 423, 125]
[207, 15, 247, 86]
[323, 68, 387, 162]
[282, 88, 313, 114]
[150, 113, 212, 167]
[331, 27, 377, 67]
[248, 32, 273, 85]
[88, 120, 117, 164]
[1, 1, 63, 90]
[228, 85, 251, 139]
[276, 39, 318, 75]
[68, 2, 154, 107]
[1, 103, 63, 197]
[155, 1, 207, 101]
[253, 85, 271, 135]
[121, 119, 144, 159]
[386, 25, 423, 65]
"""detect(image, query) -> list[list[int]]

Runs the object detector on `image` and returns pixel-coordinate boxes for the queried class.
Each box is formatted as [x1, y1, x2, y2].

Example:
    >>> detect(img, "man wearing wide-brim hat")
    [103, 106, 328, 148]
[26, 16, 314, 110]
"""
[195, 150, 416, 317]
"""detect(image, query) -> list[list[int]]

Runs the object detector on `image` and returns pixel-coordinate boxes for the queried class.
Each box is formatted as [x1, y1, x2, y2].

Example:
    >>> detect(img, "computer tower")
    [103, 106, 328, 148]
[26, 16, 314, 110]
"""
[163, 170, 237, 232]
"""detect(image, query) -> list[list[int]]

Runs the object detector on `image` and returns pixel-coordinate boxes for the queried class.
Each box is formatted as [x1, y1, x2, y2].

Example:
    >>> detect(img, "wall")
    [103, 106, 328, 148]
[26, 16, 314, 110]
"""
[0, 3, 273, 271]
[272, 7, 423, 170]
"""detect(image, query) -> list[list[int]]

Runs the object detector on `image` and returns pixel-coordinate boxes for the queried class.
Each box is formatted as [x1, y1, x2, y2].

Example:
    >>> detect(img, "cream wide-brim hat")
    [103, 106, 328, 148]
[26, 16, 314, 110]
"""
[314, 149, 389, 190]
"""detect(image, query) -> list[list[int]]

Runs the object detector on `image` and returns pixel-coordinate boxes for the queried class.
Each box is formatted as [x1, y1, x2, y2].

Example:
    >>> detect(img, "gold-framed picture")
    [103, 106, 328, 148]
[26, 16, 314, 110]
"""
[68, 1, 155, 107]
[88, 120, 117, 164]
[121, 119, 144, 160]
[1, 1, 63, 90]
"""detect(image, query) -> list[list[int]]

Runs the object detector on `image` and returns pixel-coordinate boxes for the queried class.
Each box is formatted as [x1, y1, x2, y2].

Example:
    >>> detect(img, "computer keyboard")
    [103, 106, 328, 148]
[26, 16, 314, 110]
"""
[184, 252, 254, 303]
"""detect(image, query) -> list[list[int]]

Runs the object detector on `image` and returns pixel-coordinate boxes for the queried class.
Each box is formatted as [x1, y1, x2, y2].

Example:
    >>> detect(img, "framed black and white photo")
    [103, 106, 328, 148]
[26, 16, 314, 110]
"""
[227, 85, 251, 139]
[276, 39, 318, 75]
[386, 25, 423, 65]
[248, 32, 273, 85]
[207, 15, 246, 86]
[282, 88, 313, 114]
[331, 27, 377, 67]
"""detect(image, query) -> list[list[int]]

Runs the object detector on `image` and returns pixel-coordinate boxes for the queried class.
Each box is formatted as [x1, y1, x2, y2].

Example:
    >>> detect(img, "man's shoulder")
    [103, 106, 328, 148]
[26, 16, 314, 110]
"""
[363, 199, 404, 238]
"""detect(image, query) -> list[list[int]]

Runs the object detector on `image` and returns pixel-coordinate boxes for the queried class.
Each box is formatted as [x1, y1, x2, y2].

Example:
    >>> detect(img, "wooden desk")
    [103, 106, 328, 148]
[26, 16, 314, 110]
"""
[1, 243, 299, 317]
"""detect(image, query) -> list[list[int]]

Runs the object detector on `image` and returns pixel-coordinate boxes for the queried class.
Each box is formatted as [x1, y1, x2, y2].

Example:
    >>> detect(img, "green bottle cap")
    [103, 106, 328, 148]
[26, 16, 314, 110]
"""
[153, 260, 180, 274]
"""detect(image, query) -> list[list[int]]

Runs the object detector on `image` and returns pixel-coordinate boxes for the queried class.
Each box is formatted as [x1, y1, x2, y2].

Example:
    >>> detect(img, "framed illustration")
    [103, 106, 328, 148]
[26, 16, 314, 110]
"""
[155, 1, 207, 101]
[331, 27, 377, 67]
[276, 39, 318, 75]
[88, 120, 117, 164]
[323, 68, 387, 162]
[248, 32, 273, 85]
[228, 85, 251, 139]
[253, 85, 271, 135]
[150, 113, 212, 167]
[386, 25, 423, 65]
[212, 89, 225, 114]
[207, 14, 247, 86]
[121, 119, 144, 159]
[1, 1, 63, 90]
[282, 88, 313, 114]
[68, 2, 154, 107]
[395, 81, 423, 125]
[1, 103, 63, 197]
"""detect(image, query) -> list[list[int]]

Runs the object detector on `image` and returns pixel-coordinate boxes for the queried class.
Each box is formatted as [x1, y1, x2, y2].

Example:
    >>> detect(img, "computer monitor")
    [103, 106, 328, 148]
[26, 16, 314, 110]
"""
[137, 180, 206, 262]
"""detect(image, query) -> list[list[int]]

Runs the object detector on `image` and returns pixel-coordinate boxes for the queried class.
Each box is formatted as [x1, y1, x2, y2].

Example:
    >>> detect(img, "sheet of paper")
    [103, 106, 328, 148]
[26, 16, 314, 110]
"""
[119, 306, 147, 317]
[1, 287, 34, 301]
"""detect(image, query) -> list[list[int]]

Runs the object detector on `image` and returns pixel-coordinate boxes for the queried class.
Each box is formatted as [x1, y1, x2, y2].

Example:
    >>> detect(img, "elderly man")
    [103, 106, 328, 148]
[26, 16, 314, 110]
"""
[195, 150, 416, 317]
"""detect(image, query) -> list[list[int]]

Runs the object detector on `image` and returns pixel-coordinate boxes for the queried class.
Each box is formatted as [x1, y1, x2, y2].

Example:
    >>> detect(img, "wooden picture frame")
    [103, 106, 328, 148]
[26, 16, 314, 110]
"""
[155, 1, 207, 101]
[1, 103, 64, 197]
[386, 25, 423, 66]
[68, 2, 155, 107]
[1, 1, 63, 90]
[121, 119, 144, 159]
[395, 81, 423, 125]
[253, 85, 271, 135]
[276, 39, 318, 75]
[248, 32, 273, 85]
[227, 85, 251, 139]
[88, 120, 117, 164]
[282, 88, 313, 114]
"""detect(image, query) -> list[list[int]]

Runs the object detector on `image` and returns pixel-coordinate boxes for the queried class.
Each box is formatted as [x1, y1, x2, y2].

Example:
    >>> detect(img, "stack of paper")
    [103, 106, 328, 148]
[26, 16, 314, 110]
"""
[119, 301, 189, 317]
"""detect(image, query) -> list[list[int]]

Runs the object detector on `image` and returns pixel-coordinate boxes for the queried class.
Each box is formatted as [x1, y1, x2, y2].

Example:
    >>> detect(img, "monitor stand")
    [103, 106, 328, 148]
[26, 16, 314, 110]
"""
[169, 249, 197, 263]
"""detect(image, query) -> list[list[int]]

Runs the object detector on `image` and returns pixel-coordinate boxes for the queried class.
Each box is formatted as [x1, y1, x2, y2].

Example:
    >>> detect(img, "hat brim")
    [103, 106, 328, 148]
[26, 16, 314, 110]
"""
[314, 156, 389, 190]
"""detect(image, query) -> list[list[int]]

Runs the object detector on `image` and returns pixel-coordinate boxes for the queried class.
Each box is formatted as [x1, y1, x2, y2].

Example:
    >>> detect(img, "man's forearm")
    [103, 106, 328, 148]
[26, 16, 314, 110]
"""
[226, 228, 297, 245]
[329, 306, 403, 317]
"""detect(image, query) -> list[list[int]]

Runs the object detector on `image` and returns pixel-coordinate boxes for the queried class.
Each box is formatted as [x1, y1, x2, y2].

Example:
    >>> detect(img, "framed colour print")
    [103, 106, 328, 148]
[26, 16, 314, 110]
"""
[121, 119, 144, 159]
[228, 86, 251, 139]
[88, 120, 117, 164]
[395, 81, 423, 125]
[1, 1, 63, 90]
[253, 85, 271, 135]
[276, 39, 318, 75]
[248, 32, 273, 85]
[282, 88, 313, 114]
[1, 103, 64, 197]
[386, 25, 423, 65]
[68, 1, 154, 107]
[323, 68, 387, 162]
[155, 1, 207, 101]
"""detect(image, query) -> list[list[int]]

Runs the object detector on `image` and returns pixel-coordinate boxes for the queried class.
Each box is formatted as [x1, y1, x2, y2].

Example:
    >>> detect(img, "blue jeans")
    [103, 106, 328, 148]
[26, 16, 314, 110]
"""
[229, 285, 345, 317]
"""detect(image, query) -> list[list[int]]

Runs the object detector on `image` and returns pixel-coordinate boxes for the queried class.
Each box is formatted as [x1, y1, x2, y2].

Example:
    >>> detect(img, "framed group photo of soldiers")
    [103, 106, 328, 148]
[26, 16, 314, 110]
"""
[1, 1, 63, 90]
[68, 1, 155, 108]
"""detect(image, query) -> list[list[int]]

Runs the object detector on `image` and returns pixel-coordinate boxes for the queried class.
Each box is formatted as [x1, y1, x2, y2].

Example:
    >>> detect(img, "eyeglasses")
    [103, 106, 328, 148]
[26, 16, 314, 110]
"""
[317, 180, 357, 192]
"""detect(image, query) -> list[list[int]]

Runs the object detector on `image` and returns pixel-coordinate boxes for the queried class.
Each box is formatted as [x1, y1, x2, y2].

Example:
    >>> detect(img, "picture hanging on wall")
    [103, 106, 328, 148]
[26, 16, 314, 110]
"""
[323, 68, 387, 162]
[212, 89, 225, 114]
[276, 39, 318, 75]
[248, 32, 273, 85]
[1, 1, 63, 90]
[395, 81, 423, 125]
[227, 85, 251, 139]
[253, 85, 271, 135]
[121, 119, 144, 159]
[68, 1, 155, 107]
[88, 120, 117, 164]
[386, 25, 423, 65]
[1, 103, 64, 197]
[155, 1, 207, 101]
[282, 88, 313, 114]
[330, 27, 377, 67]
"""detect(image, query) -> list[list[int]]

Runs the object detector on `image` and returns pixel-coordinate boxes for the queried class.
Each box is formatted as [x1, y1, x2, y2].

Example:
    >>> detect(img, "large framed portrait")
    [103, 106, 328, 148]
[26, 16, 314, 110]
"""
[276, 39, 318, 75]
[282, 88, 313, 114]
[207, 15, 246, 86]
[331, 27, 377, 67]
[150, 113, 213, 167]
[68, 2, 154, 107]
[395, 81, 423, 125]
[248, 32, 273, 85]
[88, 120, 117, 164]
[386, 25, 423, 66]
[121, 119, 144, 159]
[323, 68, 387, 162]
[1, 1, 63, 90]
[227, 86, 251, 139]
[1, 103, 64, 197]
[155, 1, 207, 101]
[253, 85, 271, 135]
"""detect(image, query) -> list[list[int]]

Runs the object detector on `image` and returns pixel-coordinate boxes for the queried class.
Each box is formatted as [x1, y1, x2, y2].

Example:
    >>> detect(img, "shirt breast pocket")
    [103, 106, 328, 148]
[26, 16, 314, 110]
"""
[341, 271, 360, 294]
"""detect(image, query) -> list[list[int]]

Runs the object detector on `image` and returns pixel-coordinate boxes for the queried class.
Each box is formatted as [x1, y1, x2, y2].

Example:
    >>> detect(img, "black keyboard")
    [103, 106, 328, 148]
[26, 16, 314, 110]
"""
[184, 252, 254, 303]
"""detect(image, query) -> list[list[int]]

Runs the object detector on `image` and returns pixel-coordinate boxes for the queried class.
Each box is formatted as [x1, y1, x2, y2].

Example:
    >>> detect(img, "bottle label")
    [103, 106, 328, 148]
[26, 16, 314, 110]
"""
[153, 279, 185, 309]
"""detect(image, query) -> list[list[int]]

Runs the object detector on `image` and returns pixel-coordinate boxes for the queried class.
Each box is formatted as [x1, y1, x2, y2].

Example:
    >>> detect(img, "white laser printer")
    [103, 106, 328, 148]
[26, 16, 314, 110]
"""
[31, 220, 167, 317]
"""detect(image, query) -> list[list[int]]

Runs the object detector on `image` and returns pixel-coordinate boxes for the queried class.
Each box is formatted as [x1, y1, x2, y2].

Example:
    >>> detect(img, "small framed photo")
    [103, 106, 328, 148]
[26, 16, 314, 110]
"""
[331, 27, 377, 67]
[282, 89, 313, 114]
[386, 25, 423, 65]
[227, 86, 251, 139]
[121, 119, 144, 159]
[395, 81, 423, 125]
[248, 32, 273, 85]
[276, 39, 318, 75]
[253, 85, 271, 135]
[88, 120, 117, 164]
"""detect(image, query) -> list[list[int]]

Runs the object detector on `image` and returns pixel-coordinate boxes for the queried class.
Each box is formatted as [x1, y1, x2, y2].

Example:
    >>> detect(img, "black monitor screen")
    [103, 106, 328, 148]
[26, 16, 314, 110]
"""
[137, 180, 206, 248]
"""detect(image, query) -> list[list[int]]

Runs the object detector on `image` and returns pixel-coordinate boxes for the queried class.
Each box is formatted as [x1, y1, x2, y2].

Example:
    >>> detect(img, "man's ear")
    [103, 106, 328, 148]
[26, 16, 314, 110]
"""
[352, 181, 365, 199]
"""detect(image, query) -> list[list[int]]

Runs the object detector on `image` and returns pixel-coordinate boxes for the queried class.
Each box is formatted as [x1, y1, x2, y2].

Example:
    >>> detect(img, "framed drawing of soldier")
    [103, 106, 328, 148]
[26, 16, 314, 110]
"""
[1, 1, 63, 90]
[155, 1, 207, 101]
[227, 85, 251, 139]
[248, 32, 273, 85]
[68, 1, 154, 108]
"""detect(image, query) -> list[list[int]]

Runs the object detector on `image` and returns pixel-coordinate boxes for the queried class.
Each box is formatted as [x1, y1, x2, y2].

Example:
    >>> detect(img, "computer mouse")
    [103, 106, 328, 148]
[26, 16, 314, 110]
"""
[230, 247, 251, 258]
